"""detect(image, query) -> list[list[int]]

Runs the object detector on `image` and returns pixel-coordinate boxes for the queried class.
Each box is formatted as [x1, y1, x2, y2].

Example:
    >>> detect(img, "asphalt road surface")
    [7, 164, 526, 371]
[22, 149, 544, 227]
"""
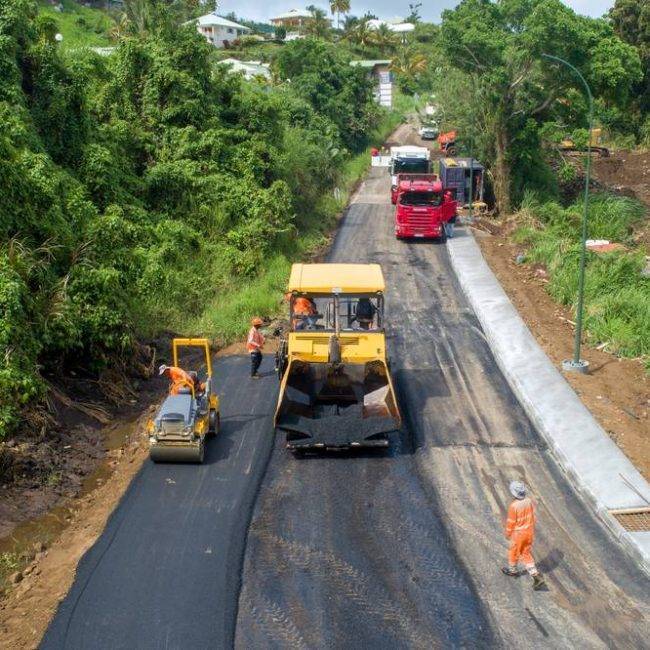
[43, 150, 649, 648]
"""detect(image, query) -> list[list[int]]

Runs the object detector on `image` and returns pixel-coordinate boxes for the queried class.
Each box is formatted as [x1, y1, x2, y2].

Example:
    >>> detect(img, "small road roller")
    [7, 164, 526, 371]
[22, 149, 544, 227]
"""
[148, 338, 220, 463]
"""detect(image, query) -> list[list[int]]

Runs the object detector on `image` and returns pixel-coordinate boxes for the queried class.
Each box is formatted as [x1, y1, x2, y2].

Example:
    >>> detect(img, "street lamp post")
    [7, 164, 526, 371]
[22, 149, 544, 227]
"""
[542, 53, 592, 374]
[467, 74, 478, 225]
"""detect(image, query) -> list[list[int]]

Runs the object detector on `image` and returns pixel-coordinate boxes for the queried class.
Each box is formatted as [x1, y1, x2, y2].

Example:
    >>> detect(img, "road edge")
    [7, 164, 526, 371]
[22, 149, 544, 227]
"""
[447, 226, 650, 576]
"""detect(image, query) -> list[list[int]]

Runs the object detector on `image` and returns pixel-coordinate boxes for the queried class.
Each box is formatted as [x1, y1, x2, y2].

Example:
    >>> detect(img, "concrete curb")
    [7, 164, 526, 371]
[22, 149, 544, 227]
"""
[447, 227, 650, 576]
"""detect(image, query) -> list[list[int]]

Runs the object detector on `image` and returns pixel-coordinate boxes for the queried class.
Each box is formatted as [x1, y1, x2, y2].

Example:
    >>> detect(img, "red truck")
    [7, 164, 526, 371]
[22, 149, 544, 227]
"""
[394, 175, 457, 239]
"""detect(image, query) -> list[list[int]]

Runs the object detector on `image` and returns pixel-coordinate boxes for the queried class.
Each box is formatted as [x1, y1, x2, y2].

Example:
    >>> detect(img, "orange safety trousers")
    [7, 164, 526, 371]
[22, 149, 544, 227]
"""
[508, 532, 536, 571]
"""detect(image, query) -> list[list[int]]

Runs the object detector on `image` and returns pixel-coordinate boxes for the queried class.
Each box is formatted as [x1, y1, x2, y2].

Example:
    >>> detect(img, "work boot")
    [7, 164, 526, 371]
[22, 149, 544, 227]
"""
[532, 573, 546, 591]
[501, 566, 520, 577]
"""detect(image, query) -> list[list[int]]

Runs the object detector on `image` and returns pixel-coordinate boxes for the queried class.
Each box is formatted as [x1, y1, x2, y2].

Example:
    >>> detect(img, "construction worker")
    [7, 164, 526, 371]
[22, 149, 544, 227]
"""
[159, 365, 194, 395]
[292, 295, 318, 330]
[247, 317, 265, 379]
[502, 481, 546, 590]
[353, 297, 376, 330]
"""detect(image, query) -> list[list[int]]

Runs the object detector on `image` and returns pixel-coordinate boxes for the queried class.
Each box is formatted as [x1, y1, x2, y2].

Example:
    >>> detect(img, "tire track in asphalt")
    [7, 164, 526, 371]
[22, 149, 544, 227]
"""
[235, 167, 650, 649]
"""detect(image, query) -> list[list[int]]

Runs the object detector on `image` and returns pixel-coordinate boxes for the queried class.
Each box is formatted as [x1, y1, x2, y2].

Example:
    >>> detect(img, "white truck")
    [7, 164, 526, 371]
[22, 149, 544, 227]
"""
[388, 146, 432, 203]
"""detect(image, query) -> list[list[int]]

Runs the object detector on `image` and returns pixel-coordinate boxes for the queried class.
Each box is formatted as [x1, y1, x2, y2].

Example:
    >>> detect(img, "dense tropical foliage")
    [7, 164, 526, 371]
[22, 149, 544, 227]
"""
[0, 0, 381, 437]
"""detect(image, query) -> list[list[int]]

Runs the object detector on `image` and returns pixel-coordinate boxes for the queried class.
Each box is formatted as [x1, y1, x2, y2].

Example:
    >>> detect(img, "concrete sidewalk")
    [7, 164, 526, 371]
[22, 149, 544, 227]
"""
[447, 227, 650, 574]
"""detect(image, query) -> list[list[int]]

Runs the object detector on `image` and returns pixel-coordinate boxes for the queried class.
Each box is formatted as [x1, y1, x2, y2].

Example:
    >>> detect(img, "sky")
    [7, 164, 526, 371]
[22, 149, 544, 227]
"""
[218, 0, 614, 23]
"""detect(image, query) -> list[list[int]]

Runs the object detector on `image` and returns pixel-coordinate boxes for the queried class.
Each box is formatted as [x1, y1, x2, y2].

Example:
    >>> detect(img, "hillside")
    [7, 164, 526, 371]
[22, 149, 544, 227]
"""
[38, 0, 114, 48]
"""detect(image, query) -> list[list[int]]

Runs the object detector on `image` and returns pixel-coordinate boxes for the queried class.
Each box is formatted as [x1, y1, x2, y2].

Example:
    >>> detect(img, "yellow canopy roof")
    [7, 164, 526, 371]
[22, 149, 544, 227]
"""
[288, 263, 385, 294]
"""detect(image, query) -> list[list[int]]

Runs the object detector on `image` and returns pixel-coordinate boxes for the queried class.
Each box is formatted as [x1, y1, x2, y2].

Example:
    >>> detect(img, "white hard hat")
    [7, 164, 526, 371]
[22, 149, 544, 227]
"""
[509, 480, 526, 499]
[158, 364, 169, 376]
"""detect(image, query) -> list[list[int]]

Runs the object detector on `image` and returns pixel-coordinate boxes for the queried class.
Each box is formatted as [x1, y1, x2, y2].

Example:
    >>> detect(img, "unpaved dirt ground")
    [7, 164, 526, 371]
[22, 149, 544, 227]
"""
[0, 408, 152, 649]
[592, 149, 650, 212]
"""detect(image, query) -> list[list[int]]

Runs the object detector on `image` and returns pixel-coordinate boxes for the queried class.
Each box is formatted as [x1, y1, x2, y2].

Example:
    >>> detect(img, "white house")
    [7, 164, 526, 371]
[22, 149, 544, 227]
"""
[367, 18, 415, 34]
[194, 13, 251, 48]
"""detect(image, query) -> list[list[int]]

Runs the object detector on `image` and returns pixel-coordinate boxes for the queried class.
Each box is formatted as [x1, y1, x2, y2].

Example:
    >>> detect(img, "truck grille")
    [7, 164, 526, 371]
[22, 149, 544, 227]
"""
[408, 212, 439, 231]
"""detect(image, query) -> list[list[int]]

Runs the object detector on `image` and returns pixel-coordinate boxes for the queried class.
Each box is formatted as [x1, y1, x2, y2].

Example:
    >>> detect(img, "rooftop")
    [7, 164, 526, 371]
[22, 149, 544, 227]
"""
[350, 59, 392, 69]
[194, 13, 251, 30]
[271, 8, 313, 20]
[288, 264, 385, 294]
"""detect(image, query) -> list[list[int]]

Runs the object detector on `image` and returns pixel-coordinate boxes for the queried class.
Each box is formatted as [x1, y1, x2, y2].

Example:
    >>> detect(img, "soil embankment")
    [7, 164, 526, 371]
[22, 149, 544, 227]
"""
[477, 147, 649, 479]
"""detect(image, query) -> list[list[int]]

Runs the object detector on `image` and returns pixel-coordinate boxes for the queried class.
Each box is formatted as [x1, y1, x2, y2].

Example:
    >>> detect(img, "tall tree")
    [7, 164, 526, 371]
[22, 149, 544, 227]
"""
[330, 0, 350, 31]
[439, 0, 642, 213]
[372, 23, 399, 52]
[306, 5, 331, 39]
[610, 0, 650, 113]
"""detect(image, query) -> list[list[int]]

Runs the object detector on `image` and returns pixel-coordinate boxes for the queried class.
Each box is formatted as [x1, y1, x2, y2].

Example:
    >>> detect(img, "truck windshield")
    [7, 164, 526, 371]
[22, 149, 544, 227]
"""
[400, 191, 443, 206]
[394, 159, 429, 174]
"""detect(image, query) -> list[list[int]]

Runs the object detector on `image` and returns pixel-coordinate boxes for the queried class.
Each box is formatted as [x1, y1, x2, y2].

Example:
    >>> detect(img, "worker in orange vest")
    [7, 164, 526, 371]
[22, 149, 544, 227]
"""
[293, 295, 318, 330]
[502, 481, 545, 590]
[247, 317, 265, 379]
[159, 365, 194, 395]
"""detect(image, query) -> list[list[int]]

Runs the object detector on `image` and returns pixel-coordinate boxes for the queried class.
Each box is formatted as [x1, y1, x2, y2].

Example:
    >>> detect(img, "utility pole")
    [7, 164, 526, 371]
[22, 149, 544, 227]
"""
[542, 53, 592, 374]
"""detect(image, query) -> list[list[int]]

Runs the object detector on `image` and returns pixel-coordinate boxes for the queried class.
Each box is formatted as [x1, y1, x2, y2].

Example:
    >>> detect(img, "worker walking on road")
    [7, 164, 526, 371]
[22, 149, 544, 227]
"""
[502, 481, 546, 590]
[247, 317, 265, 379]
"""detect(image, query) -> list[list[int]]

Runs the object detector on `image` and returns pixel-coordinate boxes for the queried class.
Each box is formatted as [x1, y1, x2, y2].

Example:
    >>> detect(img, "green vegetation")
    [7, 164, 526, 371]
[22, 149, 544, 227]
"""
[0, 0, 398, 439]
[189, 91, 409, 338]
[37, 0, 114, 48]
[514, 194, 649, 362]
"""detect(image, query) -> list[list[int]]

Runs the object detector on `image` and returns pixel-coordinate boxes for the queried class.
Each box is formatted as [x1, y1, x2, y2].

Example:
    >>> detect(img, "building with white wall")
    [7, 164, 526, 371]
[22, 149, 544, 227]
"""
[194, 13, 251, 48]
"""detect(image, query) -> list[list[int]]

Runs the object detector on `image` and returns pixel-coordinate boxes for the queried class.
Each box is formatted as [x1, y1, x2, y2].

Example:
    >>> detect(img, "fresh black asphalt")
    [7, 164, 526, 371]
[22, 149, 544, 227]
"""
[42, 167, 650, 649]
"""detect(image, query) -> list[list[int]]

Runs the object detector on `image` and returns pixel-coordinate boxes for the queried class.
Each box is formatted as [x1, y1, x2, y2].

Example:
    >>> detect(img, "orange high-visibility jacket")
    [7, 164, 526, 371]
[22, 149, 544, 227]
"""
[166, 367, 193, 395]
[505, 497, 536, 539]
[247, 327, 265, 352]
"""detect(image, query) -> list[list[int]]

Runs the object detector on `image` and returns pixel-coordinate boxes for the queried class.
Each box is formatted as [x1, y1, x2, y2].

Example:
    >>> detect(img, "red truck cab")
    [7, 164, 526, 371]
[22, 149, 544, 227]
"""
[394, 177, 457, 239]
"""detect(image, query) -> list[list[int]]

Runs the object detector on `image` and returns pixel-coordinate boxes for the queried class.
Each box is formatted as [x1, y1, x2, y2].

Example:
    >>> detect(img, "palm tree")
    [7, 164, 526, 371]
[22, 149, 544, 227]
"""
[305, 5, 331, 39]
[347, 18, 373, 50]
[330, 0, 350, 31]
[390, 49, 427, 78]
[372, 23, 399, 53]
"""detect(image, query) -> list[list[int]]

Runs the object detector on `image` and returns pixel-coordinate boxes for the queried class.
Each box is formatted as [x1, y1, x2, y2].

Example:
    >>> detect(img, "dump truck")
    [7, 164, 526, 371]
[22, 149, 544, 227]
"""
[438, 158, 485, 209]
[147, 338, 220, 463]
[389, 146, 432, 203]
[275, 263, 401, 452]
[394, 175, 457, 239]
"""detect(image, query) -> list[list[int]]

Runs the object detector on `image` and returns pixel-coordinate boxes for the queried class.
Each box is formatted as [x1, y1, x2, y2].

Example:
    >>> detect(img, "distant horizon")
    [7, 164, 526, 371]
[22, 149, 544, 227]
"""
[215, 0, 614, 24]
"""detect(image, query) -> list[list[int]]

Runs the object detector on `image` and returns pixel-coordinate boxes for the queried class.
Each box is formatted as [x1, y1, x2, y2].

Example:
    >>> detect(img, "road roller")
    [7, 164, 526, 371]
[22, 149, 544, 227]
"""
[148, 338, 220, 463]
[275, 263, 401, 451]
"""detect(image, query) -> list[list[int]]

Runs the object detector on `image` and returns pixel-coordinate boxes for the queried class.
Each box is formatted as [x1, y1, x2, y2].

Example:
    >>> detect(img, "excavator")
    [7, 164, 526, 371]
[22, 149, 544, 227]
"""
[147, 338, 220, 463]
[560, 128, 609, 157]
[275, 263, 401, 452]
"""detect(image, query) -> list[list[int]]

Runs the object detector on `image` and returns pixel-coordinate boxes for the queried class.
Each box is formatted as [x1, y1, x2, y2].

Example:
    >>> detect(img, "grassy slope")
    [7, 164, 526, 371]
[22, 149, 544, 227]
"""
[38, 0, 114, 49]
[513, 193, 649, 365]
[188, 92, 413, 343]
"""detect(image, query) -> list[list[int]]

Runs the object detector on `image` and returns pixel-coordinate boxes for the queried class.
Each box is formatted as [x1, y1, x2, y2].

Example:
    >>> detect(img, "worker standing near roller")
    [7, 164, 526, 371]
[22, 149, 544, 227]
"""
[159, 364, 194, 395]
[247, 317, 265, 379]
[502, 481, 546, 590]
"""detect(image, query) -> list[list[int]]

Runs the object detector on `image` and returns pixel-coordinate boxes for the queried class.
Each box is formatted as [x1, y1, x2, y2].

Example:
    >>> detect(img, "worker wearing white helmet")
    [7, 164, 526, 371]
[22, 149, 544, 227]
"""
[502, 481, 545, 590]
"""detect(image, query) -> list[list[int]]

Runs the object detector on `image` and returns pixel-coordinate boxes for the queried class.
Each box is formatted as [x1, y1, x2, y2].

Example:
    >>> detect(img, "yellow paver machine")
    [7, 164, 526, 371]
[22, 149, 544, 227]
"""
[148, 338, 220, 463]
[275, 263, 401, 451]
